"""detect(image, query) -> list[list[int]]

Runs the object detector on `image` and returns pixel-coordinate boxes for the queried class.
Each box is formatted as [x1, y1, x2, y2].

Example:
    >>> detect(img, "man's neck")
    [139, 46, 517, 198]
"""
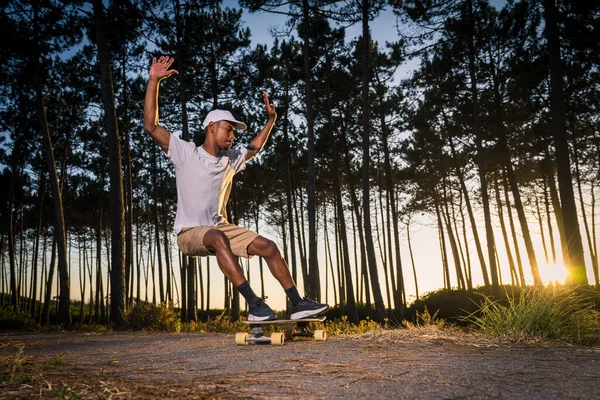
[201, 142, 221, 157]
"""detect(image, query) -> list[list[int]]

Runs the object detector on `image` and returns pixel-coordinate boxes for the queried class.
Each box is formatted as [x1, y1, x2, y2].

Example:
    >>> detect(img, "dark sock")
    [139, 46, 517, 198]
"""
[285, 286, 302, 306]
[237, 281, 258, 303]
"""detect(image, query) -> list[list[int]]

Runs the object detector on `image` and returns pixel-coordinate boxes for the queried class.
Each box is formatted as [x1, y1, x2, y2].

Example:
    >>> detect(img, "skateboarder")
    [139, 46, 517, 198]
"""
[143, 55, 329, 321]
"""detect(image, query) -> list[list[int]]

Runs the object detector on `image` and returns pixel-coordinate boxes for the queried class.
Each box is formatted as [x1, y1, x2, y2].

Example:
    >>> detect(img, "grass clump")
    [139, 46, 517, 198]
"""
[1, 344, 30, 384]
[464, 286, 600, 346]
[126, 302, 181, 332]
[181, 310, 247, 333]
[324, 316, 385, 335]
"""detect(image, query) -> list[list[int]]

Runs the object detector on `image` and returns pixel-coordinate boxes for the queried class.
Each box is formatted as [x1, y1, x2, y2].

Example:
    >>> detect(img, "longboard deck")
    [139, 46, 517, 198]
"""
[236, 316, 327, 345]
[243, 317, 326, 325]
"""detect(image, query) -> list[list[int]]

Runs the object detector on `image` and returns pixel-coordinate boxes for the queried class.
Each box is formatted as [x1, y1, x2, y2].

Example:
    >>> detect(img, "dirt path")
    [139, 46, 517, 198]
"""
[1, 329, 599, 399]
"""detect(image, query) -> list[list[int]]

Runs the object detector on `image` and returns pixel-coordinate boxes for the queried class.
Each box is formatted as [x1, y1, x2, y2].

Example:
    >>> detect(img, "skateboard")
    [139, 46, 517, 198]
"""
[235, 317, 327, 346]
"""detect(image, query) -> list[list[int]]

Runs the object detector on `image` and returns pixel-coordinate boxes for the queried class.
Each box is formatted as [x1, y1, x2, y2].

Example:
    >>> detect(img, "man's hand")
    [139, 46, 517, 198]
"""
[149, 56, 179, 82]
[245, 92, 277, 161]
[263, 91, 277, 121]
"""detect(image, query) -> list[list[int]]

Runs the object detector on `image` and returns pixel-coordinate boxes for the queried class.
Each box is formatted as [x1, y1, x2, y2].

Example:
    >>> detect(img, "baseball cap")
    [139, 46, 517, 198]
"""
[202, 109, 247, 130]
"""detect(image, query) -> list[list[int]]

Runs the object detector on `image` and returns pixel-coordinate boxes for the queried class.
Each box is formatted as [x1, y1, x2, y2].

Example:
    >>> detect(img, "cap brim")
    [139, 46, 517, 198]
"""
[227, 120, 247, 130]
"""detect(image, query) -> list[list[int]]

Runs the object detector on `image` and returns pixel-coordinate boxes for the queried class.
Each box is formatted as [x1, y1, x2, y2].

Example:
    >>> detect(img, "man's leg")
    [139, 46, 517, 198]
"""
[248, 236, 329, 319]
[203, 229, 275, 321]
[203, 229, 246, 286]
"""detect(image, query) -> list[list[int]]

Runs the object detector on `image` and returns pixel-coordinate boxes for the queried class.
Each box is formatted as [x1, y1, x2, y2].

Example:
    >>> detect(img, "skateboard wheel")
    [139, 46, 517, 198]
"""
[235, 332, 249, 345]
[314, 330, 327, 341]
[270, 332, 285, 345]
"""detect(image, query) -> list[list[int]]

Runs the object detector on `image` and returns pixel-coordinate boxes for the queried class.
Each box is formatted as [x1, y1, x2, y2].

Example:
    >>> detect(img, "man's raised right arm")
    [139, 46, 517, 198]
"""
[143, 56, 179, 154]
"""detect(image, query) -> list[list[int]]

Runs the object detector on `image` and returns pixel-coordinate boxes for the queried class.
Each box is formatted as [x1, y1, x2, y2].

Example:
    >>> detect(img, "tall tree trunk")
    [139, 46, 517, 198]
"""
[378, 103, 404, 319]
[121, 50, 134, 310]
[502, 169, 526, 286]
[302, 0, 319, 299]
[8, 158, 18, 310]
[342, 133, 371, 310]
[175, 0, 190, 319]
[151, 147, 165, 303]
[35, 65, 71, 326]
[294, 185, 308, 288]
[361, 0, 386, 322]
[466, 0, 498, 290]
[42, 237, 56, 325]
[282, 88, 298, 287]
[406, 216, 419, 300]
[541, 172, 557, 263]
[161, 194, 172, 303]
[495, 177, 518, 286]
[329, 122, 358, 323]
[30, 176, 45, 318]
[543, 0, 587, 284]
[442, 177, 466, 290]
[375, 175, 391, 308]
[535, 195, 550, 264]
[572, 137, 598, 286]
[95, 211, 103, 324]
[94, 0, 126, 327]
[434, 196, 451, 289]
[1, 234, 5, 307]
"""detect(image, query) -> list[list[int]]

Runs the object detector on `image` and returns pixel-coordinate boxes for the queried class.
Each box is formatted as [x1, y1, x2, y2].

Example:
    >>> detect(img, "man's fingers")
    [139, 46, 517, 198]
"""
[263, 91, 270, 106]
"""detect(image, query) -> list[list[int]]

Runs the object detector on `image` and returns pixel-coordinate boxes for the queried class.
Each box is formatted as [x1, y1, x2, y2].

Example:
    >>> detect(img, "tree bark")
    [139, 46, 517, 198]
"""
[330, 125, 358, 323]
[361, 0, 386, 322]
[302, 0, 319, 299]
[466, 0, 498, 290]
[93, 0, 126, 327]
[35, 66, 71, 326]
[543, 0, 587, 284]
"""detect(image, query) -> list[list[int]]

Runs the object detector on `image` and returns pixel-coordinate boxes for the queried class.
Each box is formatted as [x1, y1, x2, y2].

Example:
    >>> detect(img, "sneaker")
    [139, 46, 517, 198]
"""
[248, 297, 277, 321]
[290, 297, 329, 320]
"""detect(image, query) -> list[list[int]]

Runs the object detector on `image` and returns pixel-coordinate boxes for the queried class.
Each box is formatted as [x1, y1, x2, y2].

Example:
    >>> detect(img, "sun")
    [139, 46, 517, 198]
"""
[540, 261, 568, 285]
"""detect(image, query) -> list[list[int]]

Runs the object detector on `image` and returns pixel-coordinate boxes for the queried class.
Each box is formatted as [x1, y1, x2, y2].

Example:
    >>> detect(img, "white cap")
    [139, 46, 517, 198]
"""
[202, 109, 247, 130]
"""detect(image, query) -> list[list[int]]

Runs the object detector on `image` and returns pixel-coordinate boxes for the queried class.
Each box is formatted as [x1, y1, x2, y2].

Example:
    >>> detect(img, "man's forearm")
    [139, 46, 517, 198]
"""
[143, 79, 160, 134]
[143, 77, 171, 153]
[248, 117, 276, 152]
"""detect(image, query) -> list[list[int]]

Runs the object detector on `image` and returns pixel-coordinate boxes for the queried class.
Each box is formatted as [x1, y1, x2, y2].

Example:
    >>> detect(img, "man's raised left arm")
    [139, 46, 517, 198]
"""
[245, 91, 277, 161]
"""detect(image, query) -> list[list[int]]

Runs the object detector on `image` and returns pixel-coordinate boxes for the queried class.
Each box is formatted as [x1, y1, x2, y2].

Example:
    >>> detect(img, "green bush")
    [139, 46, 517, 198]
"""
[126, 302, 181, 332]
[0, 306, 39, 330]
[464, 286, 600, 346]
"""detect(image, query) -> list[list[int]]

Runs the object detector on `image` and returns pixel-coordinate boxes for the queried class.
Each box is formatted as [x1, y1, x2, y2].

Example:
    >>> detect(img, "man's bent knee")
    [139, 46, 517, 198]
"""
[249, 236, 280, 259]
[204, 229, 231, 253]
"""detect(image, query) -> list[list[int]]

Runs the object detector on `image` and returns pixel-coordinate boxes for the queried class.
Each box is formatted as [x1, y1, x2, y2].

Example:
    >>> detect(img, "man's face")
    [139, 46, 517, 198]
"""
[211, 121, 236, 150]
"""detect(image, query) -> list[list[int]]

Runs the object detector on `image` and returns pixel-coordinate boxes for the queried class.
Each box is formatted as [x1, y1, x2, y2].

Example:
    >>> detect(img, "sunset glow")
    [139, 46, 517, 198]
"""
[540, 262, 568, 285]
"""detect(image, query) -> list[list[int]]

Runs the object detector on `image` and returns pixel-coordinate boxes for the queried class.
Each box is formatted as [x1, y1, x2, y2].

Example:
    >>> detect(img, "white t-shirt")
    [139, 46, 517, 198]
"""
[166, 133, 248, 234]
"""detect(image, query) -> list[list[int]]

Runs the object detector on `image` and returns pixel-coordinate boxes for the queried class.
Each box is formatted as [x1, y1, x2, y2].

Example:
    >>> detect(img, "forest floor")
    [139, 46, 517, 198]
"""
[1, 327, 599, 399]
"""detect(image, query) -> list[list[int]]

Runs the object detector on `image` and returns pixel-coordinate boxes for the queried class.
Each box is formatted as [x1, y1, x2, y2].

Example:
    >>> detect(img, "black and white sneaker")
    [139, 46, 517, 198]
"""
[290, 297, 329, 320]
[248, 297, 277, 321]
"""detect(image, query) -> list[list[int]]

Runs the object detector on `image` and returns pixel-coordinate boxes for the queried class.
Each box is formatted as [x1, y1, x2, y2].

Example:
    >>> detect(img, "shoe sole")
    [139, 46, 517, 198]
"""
[248, 314, 277, 322]
[290, 305, 329, 320]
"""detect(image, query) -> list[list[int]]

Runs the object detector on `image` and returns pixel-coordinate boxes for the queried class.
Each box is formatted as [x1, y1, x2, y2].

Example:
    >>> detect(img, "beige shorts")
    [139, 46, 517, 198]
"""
[176, 224, 259, 259]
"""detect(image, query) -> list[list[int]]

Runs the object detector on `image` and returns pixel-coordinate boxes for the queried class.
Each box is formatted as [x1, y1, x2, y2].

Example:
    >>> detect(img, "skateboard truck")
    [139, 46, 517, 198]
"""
[235, 317, 327, 346]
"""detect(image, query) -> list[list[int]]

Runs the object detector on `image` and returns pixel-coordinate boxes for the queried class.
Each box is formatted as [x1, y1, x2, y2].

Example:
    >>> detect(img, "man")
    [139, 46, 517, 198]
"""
[143, 55, 329, 321]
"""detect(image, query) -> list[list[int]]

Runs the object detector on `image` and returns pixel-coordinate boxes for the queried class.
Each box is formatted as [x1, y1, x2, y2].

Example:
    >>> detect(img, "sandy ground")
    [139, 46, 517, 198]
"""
[1, 329, 599, 399]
